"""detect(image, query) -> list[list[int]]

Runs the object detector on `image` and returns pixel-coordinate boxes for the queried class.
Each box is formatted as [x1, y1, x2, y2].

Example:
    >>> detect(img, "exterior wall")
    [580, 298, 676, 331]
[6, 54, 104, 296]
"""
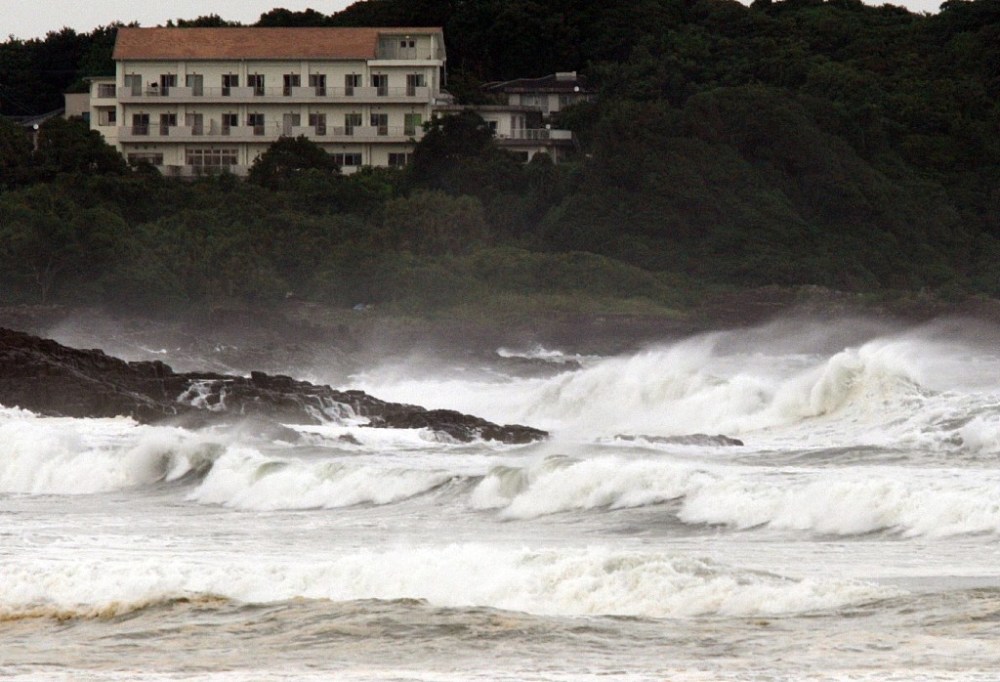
[93, 32, 444, 175]
[64, 93, 90, 119]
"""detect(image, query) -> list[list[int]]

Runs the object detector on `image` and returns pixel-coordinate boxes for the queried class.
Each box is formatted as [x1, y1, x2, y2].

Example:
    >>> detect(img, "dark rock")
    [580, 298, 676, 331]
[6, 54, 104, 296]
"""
[0, 327, 546, 444]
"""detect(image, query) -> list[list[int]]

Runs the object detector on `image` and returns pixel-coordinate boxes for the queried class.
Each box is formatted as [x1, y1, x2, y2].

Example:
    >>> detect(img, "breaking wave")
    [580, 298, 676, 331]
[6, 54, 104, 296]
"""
[356, 333, 1000, 450]
[471, 455, 1000, 537]
[0, 545, 897, 621]
[188, 447, 455, 510]
[0, 410, 219, 495]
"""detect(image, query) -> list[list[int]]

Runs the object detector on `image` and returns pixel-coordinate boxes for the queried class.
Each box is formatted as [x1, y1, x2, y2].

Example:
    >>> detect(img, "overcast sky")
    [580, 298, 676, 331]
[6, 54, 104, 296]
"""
[2, 0, 943, 41]
[1, 1, 354, 40]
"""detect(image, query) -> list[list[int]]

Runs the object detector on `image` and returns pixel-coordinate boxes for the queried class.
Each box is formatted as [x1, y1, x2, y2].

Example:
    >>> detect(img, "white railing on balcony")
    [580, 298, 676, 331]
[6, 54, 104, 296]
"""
[499, 129, 574, 142]
[375, 46, 446, 60]
[116, 85, 432, 100]
[118, 123, 424, 142]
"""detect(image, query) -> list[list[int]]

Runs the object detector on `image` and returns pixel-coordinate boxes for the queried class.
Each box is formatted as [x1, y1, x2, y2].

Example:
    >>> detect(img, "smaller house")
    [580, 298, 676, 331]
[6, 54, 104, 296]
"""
[432, 103, 574, 162]
[483, 71, 594, 117]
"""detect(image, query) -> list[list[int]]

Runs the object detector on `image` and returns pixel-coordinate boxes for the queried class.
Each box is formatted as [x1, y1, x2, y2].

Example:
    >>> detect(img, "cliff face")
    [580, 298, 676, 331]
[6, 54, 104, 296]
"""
[0, 327, 546, 444]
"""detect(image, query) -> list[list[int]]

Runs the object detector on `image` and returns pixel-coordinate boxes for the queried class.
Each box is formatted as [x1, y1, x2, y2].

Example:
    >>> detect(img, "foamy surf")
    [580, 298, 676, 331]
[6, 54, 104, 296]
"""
[0, 411, 219, 495]
[0, 545, 898, 620]
[188, 446, 456, 510]
[6, 318, 1000, 680]
[471, 455, 1000, 537]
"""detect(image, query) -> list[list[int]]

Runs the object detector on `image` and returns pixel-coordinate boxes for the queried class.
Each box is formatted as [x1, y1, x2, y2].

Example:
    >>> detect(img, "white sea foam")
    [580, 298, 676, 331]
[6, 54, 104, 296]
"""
[188, 447, 455, 510]
[0, 411, 216, 494]
[679, 469, 1000, 537]
[470, 455, 711, 518]
[957, 415, 1000, 454]
[0, 545, 897, 620]
[470, 455, 1000, 537]
[356, 331, 1000, 452]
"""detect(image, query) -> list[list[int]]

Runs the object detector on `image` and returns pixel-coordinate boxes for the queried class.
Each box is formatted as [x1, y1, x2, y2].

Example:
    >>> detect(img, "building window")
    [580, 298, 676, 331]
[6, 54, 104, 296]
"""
[388, 152, 410, 167]
[522, 94, 546, 110]
[124, 74, 141, 96]
[344, 113, 361, 135]
[185, 113, 203, 135]
[131, 113, 149, 135]
[309, 113, 327, 136]
[487, 120, 498, 135]
[309, 74, 326, 96]
[221, 113, 238, 134]
[127, 152, 163, 165]
[159, 113, 177, 136]
[332, 153, 362, 167]
[97, 107, 117, 126]
[186, 74, 203, 96]
[97, 83, 116, 98]
[160, 74, 177, 95]
[222, 74, 239, 96]
[404, 113, 422, 137]
[282, 113, 301, 135]
[186, 148, 238, 167]
[248, 74, 265, 96]
[371, 74, 388, 96]
[370, 113, 388, 136]
[283, 74, 300, 96]
[405, 74, 425, 96]
[344, 74, 361, 96]
[247, 113, 265, 135]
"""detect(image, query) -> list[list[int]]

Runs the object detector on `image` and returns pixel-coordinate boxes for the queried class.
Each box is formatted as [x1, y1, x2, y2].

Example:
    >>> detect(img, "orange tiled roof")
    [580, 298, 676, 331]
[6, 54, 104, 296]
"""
[113, 27, 442, 60]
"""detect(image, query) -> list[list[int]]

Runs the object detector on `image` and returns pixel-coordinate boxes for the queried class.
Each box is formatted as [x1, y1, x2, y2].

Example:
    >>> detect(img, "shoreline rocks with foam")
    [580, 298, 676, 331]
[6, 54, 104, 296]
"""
[0, 327, 546, 444]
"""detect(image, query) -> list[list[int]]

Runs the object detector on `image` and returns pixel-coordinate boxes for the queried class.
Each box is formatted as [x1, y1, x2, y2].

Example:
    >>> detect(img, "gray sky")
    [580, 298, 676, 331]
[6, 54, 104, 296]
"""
[2, 0, 942, 41]
[2, 1, 354, 40]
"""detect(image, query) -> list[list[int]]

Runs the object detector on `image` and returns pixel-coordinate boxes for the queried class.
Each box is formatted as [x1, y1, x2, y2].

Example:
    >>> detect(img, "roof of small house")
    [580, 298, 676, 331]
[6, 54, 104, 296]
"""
[483, 72, 592, 95]
[113, 27, 443, 61]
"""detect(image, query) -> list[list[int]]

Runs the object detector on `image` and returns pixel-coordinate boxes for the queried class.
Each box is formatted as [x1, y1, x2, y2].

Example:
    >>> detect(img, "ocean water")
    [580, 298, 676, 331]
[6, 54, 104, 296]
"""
[3, 318, 1000, 681]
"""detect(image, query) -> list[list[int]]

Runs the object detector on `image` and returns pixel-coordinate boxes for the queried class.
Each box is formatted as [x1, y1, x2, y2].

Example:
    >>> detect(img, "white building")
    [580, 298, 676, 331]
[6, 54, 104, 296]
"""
[87, 26, 446, 175]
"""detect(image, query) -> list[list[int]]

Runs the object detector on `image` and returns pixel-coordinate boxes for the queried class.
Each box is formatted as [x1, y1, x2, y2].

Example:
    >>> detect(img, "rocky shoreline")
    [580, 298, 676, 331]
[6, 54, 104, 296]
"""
[0, 327, 546, 444]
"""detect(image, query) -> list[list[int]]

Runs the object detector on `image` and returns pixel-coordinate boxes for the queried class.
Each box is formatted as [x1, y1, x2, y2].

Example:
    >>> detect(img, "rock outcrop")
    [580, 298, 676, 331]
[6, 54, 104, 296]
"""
[0, 327, 546, 444]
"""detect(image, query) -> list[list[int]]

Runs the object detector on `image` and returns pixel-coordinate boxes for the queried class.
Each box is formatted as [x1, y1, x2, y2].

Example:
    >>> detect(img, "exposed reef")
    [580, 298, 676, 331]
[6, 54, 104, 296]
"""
[0, 327, 546, 444]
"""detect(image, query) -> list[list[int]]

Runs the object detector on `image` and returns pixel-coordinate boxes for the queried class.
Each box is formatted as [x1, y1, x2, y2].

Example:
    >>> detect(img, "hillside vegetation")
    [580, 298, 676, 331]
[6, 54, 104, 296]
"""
[1, 0, 999, 317]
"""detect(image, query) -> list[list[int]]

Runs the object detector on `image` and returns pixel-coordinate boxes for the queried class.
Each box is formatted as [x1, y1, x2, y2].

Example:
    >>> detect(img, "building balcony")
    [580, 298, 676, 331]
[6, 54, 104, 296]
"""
[374, 46, 445, 61]
[116, 85, 433, 104]
[496, 128, 574, 144]
[118, 123, 425, 144]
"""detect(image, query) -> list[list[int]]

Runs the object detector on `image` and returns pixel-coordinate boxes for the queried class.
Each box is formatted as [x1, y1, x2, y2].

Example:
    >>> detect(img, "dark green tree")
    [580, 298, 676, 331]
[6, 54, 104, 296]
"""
[247, 135, 340, 190]
[32, 116, 127, 179]
[408, 111, 523, 198]
[0, 117, 33, 191]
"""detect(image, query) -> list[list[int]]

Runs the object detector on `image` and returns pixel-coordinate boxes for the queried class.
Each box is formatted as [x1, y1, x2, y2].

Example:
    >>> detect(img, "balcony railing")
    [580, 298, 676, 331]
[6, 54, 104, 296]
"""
[374, 47, 446, 60]
[117, 123, 424, 143]
[498, 129, 574, 142]
[116, 85, 432, 101]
